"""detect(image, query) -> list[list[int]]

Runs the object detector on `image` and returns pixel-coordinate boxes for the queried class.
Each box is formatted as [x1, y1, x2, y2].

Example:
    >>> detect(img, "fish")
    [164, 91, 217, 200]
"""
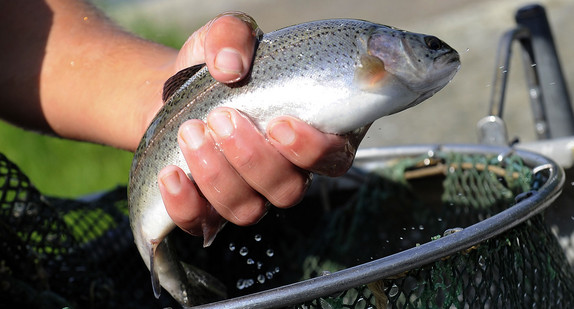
[129, 16, 460, 306]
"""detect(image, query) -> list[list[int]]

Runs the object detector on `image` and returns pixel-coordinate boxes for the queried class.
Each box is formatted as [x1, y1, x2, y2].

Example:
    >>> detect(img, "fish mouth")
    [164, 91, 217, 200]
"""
[435, 50, 460, 65]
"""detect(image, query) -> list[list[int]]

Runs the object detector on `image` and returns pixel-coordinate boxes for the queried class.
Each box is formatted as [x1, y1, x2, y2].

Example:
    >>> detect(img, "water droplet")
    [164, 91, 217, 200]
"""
[236, 278, 254, 290]
[266, 249, 274, 257]
[478, 255, 486, 270]
[247, 258, 255, 265]
[443, 227, 463, 237]
[257, 261, 263, 269]
[239, 246, 249, 256]
[321, 270, 331, 276]
[229, 243, 236, 251]
[388, 283, 399, 297]
[274, 267, 280, 273]
[254, 234, 262, 242]
[356, 297, 367, 307]
[266, 271, 274, 279]
[531, 63, 537, 67]
[257, 274, 266, 284]
[419, 225, 425, 230]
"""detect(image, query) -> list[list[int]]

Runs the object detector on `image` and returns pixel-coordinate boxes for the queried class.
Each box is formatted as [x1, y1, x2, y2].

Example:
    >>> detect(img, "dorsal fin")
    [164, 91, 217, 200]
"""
[162, 64, 206, 103]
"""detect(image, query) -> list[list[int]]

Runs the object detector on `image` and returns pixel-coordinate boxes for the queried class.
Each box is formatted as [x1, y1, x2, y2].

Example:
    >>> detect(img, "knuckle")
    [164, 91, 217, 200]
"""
[268, 173, 309, 208]
[229, 198, 267, 226]
[232, 148, 256, 171]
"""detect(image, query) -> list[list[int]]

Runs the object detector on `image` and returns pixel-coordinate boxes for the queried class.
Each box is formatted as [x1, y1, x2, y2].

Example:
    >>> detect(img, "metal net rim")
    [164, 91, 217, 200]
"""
[191, 144, 565, 309]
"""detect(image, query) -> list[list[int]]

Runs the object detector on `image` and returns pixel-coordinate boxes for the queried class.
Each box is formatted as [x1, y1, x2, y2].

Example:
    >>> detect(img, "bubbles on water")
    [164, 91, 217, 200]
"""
[228, 242, 236, 251]
[257, 274, 266, 284]
[266, 271, 274, 280]
[247, 258, 255, 265]
[254, 234, 262, 242]
[239, 246, 249, 256]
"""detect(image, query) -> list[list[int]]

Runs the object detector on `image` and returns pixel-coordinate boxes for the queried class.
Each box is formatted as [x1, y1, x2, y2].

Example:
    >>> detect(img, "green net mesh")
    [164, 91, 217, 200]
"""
[1, 149, 573, 308]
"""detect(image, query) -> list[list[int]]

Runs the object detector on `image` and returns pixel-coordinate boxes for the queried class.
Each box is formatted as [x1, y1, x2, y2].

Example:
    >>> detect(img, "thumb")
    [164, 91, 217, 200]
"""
[175, 12, 261, 83]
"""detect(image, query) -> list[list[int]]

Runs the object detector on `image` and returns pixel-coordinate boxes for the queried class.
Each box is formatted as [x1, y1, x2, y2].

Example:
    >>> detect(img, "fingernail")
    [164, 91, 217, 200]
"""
[208, 110, 234, 138]
[268, 120, 295, 145]
[214, 48, 244, 77]
[159, 170, 182, 195]
[179, 122, 205, 150]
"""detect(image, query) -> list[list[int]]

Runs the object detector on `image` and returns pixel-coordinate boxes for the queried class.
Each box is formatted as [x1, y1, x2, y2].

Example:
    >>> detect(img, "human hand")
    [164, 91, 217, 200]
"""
[156, 13, 367, 241]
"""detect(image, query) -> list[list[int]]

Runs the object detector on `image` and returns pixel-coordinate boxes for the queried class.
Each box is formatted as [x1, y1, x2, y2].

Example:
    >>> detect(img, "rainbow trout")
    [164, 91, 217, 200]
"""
[129, 17, 459, 306]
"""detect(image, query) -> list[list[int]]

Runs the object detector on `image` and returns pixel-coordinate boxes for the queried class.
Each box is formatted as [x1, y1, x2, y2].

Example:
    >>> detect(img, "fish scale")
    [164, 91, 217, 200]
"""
[129, 17, 460, 306]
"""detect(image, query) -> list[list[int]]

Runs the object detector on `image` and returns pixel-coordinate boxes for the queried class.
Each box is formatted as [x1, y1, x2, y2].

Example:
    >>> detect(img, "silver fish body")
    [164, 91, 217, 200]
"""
[129, 19, 459, 306]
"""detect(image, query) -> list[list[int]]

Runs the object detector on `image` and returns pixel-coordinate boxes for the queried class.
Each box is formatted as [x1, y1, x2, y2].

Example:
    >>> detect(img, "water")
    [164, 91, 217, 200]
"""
[239, 246, 249, 256]
[478, 255, 487, 270]
[388, 283, 399, 297]
[236, 278, 255, 290]
[266, 249, 274, 257]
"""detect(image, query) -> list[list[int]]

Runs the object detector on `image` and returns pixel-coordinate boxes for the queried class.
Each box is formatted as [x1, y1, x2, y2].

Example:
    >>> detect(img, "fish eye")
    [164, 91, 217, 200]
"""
[424, 36, 442, 50]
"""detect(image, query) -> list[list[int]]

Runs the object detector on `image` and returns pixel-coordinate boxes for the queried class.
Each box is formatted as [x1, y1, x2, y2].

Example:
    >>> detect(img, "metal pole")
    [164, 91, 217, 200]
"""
[515, 4, 574, 138]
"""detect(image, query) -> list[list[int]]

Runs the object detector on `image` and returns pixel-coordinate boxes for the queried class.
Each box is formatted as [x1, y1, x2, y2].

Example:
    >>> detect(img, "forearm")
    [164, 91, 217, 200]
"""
[0, 0, 177, 150]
